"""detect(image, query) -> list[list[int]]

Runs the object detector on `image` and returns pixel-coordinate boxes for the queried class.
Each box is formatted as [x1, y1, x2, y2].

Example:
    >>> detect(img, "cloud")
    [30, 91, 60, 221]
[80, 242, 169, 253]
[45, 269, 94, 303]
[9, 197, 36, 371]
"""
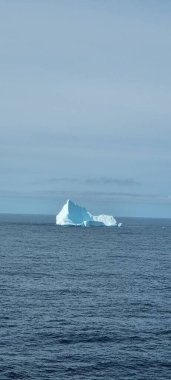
[35, 177, 140, 187]
[1, 189, 171, 205]
[85, 177, 141, 186]
[46, 177, 79, 183]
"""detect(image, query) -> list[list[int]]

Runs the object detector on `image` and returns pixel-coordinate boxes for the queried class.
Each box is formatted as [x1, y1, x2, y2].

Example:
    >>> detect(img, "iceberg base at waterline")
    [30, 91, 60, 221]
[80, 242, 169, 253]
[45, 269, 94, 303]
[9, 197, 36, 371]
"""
[56, 200, 121, 227]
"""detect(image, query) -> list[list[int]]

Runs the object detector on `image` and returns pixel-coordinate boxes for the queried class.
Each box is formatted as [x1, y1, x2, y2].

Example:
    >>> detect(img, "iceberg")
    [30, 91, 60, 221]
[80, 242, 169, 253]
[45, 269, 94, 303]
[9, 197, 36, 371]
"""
[118, 222, 123, 228]
[56, 200, 118, 227]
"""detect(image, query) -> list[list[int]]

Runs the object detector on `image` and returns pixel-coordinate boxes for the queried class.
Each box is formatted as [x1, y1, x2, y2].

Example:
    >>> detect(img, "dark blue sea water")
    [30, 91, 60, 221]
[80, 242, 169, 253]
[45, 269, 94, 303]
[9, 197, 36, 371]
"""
[0, 215, 171, 379]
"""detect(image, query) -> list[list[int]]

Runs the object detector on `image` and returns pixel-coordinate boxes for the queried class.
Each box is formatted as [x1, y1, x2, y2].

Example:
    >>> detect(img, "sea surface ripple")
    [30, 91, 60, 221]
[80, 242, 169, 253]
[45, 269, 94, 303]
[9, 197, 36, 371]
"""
[0, 216, 171, 379]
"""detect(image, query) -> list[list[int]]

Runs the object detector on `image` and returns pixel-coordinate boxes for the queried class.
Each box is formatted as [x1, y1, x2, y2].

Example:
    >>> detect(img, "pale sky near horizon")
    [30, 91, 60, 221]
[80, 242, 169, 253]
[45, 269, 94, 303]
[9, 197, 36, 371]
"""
[0, 0, 171, 217]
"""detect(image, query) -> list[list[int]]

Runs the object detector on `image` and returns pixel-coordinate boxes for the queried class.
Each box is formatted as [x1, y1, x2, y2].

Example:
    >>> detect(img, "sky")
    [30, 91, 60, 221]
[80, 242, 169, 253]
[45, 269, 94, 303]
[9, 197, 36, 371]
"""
[0, 0, 171, 217]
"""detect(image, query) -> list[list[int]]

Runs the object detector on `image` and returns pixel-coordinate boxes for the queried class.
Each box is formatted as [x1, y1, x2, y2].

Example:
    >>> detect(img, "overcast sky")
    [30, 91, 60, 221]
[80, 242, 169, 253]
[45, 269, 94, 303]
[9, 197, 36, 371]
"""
[0, 0, 171, 217]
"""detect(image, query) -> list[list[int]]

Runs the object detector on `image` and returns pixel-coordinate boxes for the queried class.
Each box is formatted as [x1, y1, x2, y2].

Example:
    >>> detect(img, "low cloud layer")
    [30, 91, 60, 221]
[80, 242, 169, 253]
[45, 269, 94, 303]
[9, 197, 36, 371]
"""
[85, 178, 140, 186]
[1, 189, 171, 204]
[43, 177, 140, 187]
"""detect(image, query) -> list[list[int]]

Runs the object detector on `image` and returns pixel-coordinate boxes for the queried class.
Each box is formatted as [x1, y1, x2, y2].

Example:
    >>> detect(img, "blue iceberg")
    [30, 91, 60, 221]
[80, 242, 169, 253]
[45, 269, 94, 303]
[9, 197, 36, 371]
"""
[56, 200, 118, 227]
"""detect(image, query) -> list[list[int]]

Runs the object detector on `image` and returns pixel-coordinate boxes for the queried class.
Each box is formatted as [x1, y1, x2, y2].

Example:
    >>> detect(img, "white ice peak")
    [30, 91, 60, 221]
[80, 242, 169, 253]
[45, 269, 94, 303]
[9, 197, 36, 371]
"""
[56, 200, 118, 227]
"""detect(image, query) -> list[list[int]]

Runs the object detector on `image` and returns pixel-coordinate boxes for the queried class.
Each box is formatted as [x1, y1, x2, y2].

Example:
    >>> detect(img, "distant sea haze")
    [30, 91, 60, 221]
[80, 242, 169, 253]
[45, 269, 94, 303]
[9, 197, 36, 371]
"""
[0, 215, 170, 379]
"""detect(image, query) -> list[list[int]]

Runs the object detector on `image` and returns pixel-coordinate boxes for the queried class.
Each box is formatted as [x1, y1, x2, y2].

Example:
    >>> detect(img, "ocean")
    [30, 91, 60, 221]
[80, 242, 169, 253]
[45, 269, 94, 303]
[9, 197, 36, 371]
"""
[0, 215, 170, 379]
